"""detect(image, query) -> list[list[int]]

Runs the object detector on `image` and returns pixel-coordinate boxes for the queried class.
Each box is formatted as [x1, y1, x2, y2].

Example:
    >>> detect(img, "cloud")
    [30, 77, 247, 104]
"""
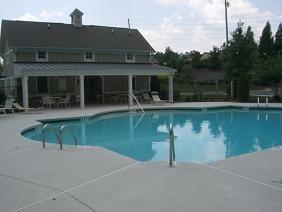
[39, 10, 63, 20]
[140, 15, 184, 52]
[153, 0, 279, 52]
[14, 10, 64, 22]
[14, 13, 41, 22]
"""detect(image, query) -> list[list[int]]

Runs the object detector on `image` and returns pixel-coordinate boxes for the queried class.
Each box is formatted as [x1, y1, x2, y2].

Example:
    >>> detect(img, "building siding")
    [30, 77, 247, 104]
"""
[95, 53, 125, 63]
[135, 54, 150, 63]
[14, 51, 151, 63]
[48, 53, 84, 62]
[16, 52, 36, 62]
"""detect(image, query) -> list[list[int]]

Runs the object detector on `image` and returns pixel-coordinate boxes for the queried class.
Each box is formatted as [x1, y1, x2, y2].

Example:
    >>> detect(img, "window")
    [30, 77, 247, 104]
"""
[37, 77, 48, 94]
[126, 53, 135, 63]
[84, 52, 94, 61]
[36, 51, 48, 62]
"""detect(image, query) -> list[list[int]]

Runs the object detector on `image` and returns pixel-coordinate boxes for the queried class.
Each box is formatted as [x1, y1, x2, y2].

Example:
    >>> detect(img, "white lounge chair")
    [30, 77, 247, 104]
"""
[151, 91, 166, 104]
[0, 98, 15, 114]
[13, 102, 42, 113]
[142, 92, 152, 103]
[42, 95, 57, 108]
[58, 95, 71, 108]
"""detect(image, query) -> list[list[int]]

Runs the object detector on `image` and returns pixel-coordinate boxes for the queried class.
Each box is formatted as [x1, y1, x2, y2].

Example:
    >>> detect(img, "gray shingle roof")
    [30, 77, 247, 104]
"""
[70, 9, 83, 16]
[14, 63, 176, 73]
[1, 20, 155, 52]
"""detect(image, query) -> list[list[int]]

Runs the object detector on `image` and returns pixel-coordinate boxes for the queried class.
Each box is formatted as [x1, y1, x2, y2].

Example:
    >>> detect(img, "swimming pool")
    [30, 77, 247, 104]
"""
[22, 108, 282, 163]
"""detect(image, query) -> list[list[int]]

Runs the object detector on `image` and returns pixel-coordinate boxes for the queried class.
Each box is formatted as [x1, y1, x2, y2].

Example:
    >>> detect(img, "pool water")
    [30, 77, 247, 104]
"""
[23, 108, 282, 163]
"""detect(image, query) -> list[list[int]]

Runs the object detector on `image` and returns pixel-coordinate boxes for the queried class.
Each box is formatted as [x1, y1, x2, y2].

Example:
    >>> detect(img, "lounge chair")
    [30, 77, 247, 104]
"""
[13, 102, 42, 113]
[151, 91, 166, 104]
[142, 92, 152, 103]
[0, 98, 15, 114]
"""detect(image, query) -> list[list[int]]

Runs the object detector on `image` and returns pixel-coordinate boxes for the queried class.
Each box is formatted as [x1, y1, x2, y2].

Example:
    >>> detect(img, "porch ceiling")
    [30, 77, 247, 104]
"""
[14, 62, 176, 76]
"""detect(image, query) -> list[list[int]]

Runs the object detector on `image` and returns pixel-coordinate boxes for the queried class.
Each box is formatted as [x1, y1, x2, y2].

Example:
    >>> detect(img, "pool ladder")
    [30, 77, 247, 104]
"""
[42, 124, 77, 150]
[169, 124, 176, 167]
[130, 92, 145, 114]
[257, 97, 269, 108]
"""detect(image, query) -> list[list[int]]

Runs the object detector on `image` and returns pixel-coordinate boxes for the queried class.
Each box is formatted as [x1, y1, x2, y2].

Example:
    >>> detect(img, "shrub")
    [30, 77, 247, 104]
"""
[192, 94, 198, 101]
[185, 96, 191, 102]
[151, 76, 160, 92]
[237, 74, 250, 101]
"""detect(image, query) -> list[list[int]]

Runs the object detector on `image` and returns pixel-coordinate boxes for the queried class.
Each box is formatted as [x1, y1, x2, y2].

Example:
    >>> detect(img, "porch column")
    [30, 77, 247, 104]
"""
[22, 75, 29, 108]
[80, 75, 85, 108]
[128, 75, 133, 107]
[168, 74, 174, 103]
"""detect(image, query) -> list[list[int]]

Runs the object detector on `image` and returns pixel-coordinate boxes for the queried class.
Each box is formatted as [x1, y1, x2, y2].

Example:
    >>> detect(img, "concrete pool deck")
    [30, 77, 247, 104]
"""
[0, 102, 282, 212]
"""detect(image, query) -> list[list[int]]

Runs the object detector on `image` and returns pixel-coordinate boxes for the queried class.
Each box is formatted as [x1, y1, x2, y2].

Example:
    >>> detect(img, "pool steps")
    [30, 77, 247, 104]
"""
[42, 124, 77, 150]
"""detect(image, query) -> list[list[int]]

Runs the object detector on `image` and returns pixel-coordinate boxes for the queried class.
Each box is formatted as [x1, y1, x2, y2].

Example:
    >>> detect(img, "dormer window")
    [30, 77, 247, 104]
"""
[84, 52, 95, 62]
[126, 53, 135, 63]
[36, 51, 48, 62]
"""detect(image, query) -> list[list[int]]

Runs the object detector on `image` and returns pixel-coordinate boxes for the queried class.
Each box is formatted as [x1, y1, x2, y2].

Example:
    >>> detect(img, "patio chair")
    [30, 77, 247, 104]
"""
[58, 95, 71, 108]
[142, 92, 152, 103]
[75, 94, 80, 105]
[42, 95, 57, 108]
[0, 98, 15, 114]
[151, 91, 166, 104]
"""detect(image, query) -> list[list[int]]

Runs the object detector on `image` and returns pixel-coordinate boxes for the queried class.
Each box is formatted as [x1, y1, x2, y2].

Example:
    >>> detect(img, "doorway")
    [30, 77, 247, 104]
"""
[84, 76, 103, 104]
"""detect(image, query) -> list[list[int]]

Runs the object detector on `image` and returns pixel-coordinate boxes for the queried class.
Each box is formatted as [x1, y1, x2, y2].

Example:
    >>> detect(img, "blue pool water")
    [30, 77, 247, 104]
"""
[22, 108, 282, 163]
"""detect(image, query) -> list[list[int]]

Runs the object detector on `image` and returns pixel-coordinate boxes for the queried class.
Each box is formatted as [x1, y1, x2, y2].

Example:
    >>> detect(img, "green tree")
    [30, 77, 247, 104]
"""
[258, 55, 282, 96]
[274, 23, 282, 55]
[154, 47, 185, 71]
[259, 21, 274, 59]
[189, 50, 202, 68]
[222, 22, 259, 101]
[207, 46, 221, 70]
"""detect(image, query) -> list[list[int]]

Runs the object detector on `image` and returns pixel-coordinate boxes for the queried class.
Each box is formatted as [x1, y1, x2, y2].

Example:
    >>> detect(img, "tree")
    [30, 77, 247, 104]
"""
[154, 47, 185, 71]
[189, 50, 202, 68]
[259, 21, 274, 59]
[258, 55, 282, 96]
[222, 22, 259, 101]
[274, 23, 282, 55]
[207, 46, 221, 70]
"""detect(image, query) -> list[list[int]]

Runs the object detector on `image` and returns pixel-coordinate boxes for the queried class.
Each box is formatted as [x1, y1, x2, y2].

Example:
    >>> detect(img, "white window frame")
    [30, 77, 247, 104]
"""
[84, 52, 95, 62]
[125, 53, 135, 63]
[36, 51, 48, 62]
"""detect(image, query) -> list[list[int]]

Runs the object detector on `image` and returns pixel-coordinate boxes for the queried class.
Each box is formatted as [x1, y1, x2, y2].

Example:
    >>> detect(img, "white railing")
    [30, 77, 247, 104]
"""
[131, 92, 145, 114]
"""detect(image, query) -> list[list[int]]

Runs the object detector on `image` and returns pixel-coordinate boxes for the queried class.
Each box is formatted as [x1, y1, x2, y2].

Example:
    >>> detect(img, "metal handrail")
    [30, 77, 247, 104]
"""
[133, 113, 145, 131]
[131, 92, 145, 114]
[59, 125, 78, 150]
[169, 124, 175, 167]
[42, 124, 60, 148]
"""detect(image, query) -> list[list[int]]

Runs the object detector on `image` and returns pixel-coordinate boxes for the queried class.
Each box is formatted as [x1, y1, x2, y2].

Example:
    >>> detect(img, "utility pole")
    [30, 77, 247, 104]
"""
[225, 0, 229, 45]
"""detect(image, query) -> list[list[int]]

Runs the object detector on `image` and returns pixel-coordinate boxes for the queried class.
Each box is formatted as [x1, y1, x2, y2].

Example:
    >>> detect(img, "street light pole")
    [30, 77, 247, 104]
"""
[225, 0, 229, 45]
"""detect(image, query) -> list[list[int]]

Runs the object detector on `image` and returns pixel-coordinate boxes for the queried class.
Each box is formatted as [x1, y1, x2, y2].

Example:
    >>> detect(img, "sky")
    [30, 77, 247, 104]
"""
[0, 0, 281, 53]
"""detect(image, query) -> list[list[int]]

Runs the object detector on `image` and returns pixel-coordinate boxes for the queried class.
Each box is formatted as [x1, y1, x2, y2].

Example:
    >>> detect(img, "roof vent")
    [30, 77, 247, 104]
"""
[70, 8, 84, 27]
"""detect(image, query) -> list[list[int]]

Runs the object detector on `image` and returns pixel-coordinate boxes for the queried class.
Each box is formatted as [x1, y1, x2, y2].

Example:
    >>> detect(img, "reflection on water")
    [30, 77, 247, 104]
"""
[23, 109, 282, 163]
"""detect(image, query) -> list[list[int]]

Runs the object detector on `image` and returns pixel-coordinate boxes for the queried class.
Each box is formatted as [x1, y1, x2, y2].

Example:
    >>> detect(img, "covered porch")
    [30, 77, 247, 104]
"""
[12, 63, 176, 108]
